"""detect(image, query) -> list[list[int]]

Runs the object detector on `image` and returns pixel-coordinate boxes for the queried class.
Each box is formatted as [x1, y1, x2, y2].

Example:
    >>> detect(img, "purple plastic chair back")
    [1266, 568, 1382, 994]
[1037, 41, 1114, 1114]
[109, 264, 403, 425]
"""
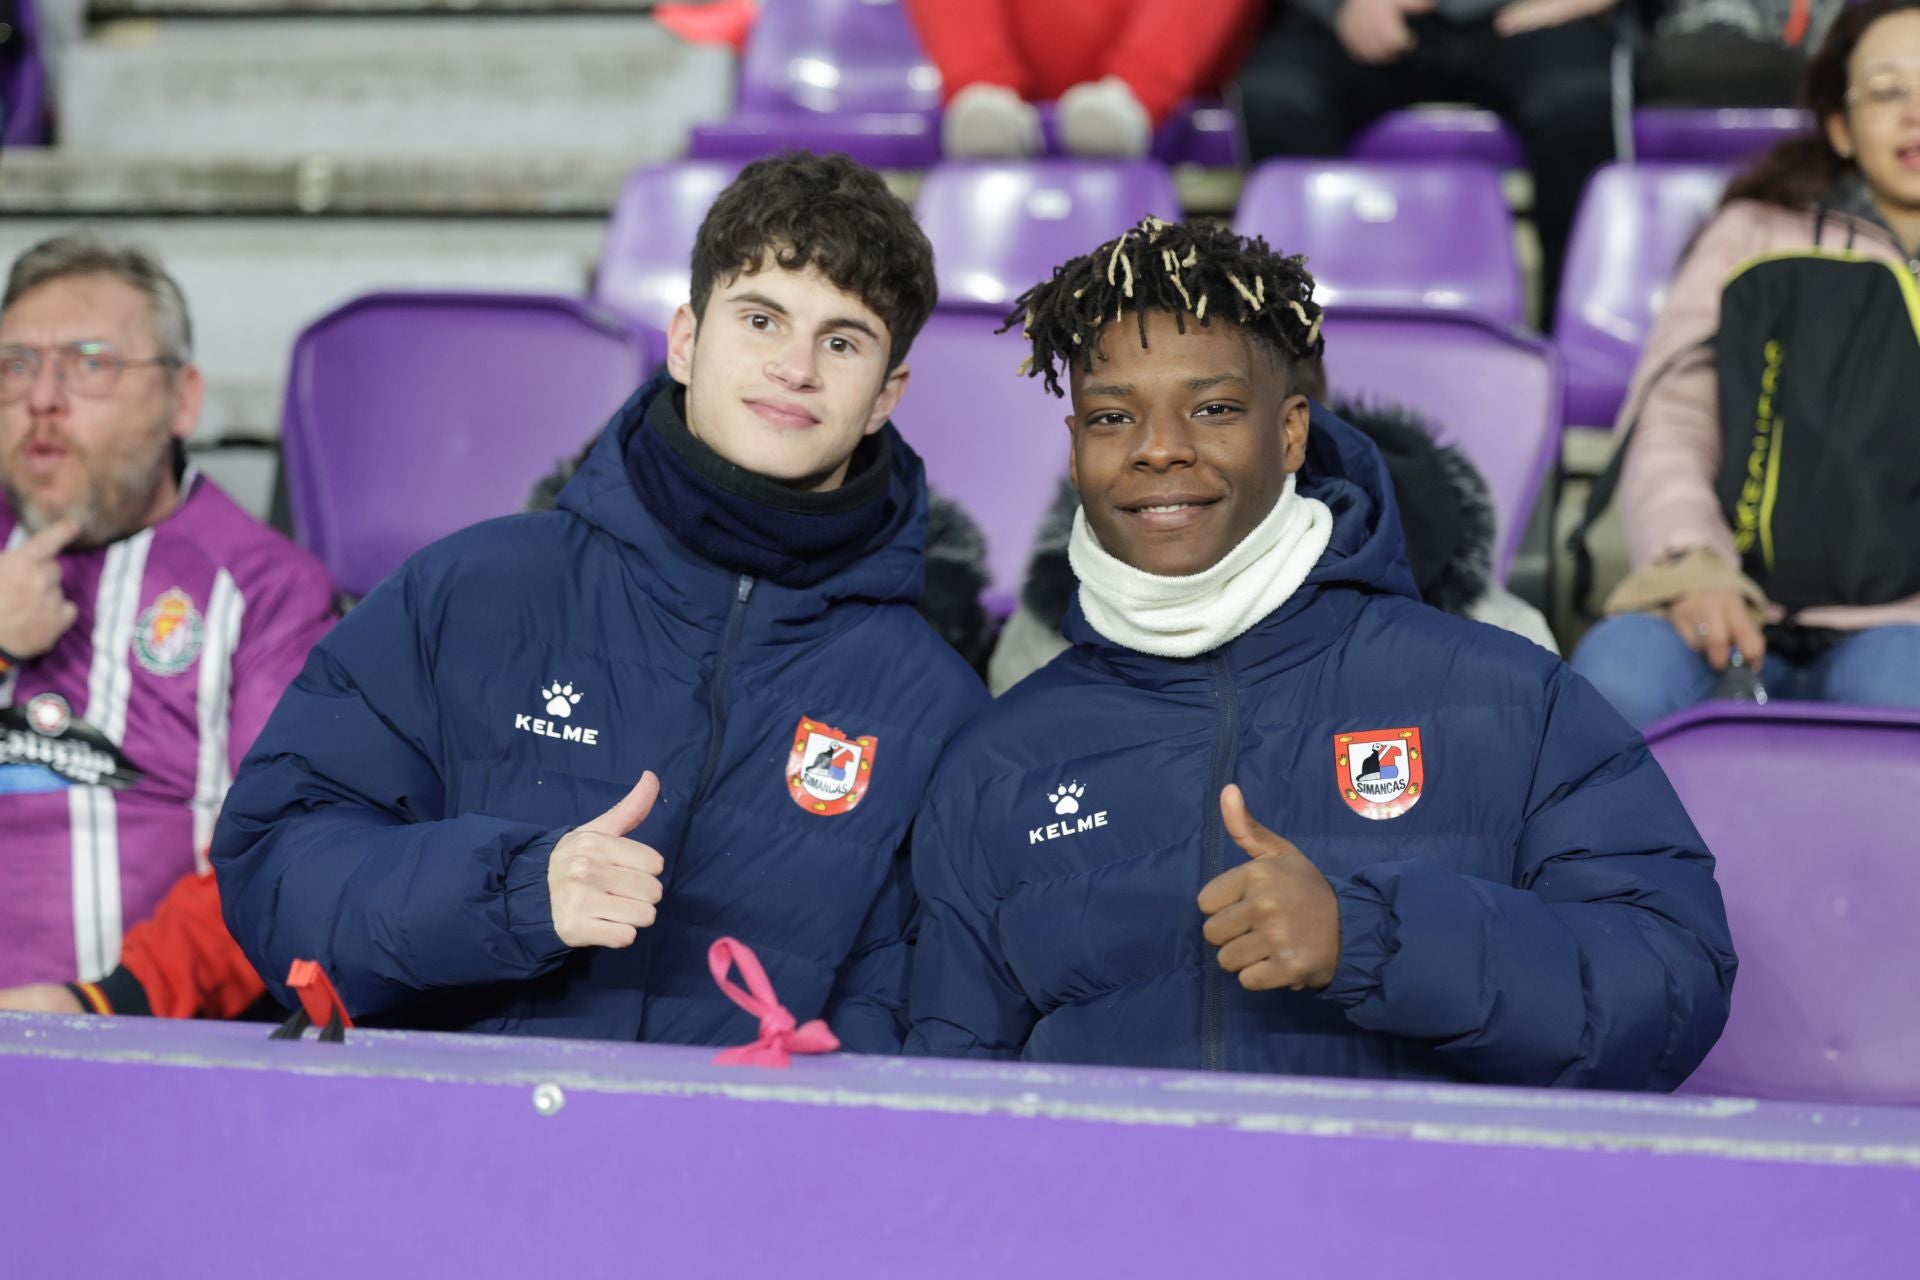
[1, 0, 48, 146]
[1555, 162, 1731, 429]
[916, 161, 1181, 307]
[1321, 308, 1561, 580]
[1349, 108, 1526, 168]
[1237, 160, 1524, 326]
[892, 306, 1067, 600]
[1633, 108, 1813, 163]
[688, 0, 941, 167]
[1646, 702, 1920, 1106]
[281, 293, 651, 598]
[595, 161, 744, 339]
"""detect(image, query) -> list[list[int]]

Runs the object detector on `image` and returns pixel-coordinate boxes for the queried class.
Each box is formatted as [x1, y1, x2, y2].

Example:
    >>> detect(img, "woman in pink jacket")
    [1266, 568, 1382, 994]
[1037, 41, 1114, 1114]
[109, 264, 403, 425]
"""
[1571, 0, 1920, 729]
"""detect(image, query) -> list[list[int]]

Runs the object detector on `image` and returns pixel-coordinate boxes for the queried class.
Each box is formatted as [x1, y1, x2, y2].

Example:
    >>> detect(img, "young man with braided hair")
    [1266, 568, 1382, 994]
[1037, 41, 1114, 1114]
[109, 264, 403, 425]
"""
[906, 218, 1736, 1088]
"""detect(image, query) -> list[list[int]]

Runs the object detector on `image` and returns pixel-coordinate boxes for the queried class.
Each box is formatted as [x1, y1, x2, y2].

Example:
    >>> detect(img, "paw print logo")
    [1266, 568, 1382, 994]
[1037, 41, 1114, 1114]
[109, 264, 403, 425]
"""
[541, 681, 583, 719]
[1047, 781, 1086, 816]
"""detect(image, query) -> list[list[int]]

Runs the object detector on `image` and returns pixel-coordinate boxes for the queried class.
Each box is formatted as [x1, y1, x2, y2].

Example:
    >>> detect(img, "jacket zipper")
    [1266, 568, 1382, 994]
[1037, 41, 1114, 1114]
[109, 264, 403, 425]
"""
[1201, 651, 1242, 1073]
[692, 574, 755, 801]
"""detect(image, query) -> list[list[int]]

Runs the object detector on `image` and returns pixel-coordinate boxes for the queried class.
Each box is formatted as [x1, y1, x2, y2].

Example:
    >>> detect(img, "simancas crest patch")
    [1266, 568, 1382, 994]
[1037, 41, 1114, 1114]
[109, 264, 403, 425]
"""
[133, 587, 203, 677]
[786, 717, 877, 817]
[1334, 726, 1424, 820]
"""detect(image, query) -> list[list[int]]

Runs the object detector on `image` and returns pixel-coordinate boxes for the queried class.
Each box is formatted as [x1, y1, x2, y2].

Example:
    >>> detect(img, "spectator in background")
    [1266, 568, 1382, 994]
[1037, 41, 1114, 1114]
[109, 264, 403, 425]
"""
[906, 0, 1263, 158]
[1638, 0, 1847, 108]
[0, 235, 335, 1000]
[1235, 0, 1619, 319]
[1572, 0, 1920, 729]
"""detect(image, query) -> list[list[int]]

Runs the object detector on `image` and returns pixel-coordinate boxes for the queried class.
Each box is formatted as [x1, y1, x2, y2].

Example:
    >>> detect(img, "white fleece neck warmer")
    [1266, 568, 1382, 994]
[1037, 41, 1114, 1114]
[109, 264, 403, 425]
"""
[1068, 473, 1333, 659]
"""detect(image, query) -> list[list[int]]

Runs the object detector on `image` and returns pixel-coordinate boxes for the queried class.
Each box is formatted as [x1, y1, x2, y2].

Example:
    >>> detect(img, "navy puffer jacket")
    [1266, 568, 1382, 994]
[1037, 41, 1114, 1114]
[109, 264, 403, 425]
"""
[907, 404, 1735, 1087]
[215, 374, 988, 1047]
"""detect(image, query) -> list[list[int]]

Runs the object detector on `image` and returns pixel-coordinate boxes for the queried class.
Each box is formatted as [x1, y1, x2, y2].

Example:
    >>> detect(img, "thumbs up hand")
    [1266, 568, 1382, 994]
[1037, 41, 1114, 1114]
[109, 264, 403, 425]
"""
[1196, 785, 1341, 992]
[547, 772, 667, 949]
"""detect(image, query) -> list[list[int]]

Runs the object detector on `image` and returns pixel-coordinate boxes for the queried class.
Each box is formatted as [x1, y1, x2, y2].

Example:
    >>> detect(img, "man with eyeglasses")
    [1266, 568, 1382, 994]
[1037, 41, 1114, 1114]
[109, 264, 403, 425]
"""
[0, 235, 336, 1016]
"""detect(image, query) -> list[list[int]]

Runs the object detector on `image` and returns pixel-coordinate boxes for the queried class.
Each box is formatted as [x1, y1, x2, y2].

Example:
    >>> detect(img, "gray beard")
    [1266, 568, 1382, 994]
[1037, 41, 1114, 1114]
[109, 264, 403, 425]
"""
[3, 426, 175, 548]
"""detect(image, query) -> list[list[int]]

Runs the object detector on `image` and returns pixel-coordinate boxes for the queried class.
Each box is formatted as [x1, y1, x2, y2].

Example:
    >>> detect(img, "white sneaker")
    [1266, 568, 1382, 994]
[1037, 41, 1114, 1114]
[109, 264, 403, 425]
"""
[1058, 76, 1151, 159]
[943, 83, 1041, 159]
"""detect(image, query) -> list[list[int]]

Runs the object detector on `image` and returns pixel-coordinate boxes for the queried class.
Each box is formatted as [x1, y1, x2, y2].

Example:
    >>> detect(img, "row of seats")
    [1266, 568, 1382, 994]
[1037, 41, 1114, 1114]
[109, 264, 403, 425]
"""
[278, 292, 1920, 1108]
[694, 0, 1812, 171]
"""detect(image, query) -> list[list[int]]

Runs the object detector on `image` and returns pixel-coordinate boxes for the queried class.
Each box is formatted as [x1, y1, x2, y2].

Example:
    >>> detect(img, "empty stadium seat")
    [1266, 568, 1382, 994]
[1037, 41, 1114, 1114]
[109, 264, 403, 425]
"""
[595, 160, 744, 338]
[687, 0, 942, 168]
[1555, 161, 1731, 430]
[1646, 702, 1920, 1106]
[915, 160, 1181, 307]
[1633, 107, 1813, 164]
[2, 0, 48, 145]
[890, 306, 1068, 604]
[1236, 159, 1524, 326]
[1348, 108, 1526, 168]
[1321, 307, 1562, 580]
[281, 292, 651, 597]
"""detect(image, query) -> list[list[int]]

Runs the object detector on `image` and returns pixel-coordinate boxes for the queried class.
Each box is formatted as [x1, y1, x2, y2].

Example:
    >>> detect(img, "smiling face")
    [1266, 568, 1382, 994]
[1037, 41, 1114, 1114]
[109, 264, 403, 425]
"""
[0, 272, 202, 544]
[666, 259, 909, 493]
[1067, 310, 1309, 578]
[1826, 10, 1920, 224]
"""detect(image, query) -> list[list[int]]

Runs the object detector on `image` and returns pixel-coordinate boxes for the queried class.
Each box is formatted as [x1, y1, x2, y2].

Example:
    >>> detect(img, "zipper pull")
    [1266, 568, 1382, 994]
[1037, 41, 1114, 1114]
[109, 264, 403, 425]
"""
[736, 575, 753, 604]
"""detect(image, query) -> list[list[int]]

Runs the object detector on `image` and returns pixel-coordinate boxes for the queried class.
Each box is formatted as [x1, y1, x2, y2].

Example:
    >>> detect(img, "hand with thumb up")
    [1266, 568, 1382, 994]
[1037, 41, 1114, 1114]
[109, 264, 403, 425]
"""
[1197, 784, 1341, 992]
[548, 772, 667, 949]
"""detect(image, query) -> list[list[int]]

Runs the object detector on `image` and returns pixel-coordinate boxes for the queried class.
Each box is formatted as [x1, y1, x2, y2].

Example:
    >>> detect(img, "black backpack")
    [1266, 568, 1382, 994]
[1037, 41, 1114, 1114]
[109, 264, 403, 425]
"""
[1575, 241, 1920, 619]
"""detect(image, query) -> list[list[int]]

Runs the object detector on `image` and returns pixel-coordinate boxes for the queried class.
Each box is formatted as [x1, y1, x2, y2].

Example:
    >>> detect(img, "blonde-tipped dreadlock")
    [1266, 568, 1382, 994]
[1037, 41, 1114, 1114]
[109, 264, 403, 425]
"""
[1000, 217, 1325, 399]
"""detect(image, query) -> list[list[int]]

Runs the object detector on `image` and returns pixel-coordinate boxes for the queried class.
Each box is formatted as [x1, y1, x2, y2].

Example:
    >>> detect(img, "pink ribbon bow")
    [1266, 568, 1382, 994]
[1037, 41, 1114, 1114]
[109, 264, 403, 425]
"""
[708, 937, 841, 1068]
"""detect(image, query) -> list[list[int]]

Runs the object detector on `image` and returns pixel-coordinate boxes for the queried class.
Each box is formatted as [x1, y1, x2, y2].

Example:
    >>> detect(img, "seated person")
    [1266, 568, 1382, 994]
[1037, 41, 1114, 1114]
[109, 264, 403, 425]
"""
[1235, 0, 1618, 318]
[907, 217, 1734, 1087]
[987, 387, 1558, 695]
[906, 0, 1263, 157]
[212, 153, 988, 1047]
[1572, 0, 1920, 730]
[1638, 0, 1847, 108]
[0, 235, 334, 993]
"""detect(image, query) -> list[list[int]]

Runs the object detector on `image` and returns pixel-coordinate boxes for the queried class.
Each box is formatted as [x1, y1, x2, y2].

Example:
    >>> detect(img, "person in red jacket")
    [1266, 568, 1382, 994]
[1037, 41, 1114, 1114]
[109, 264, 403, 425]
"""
[905, 0, 1263, 157]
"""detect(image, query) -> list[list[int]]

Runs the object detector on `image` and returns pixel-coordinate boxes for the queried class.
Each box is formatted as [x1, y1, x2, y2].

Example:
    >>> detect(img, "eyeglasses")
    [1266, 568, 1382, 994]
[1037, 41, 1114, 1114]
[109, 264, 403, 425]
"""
[1847, 72, 1920, 112]
[0, 342, 181, 403]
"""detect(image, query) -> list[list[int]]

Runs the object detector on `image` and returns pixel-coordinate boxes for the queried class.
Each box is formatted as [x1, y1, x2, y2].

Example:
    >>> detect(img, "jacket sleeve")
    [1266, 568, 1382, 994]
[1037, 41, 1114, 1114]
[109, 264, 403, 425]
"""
[95, 867, 266, 1019]
[820, 839, 913, 1054]
[210, 566, 571, 1020]
[1319, 666, 1737, 1090]
[1617, 202, 1772, 571]
[905, 787, 1038, 1058]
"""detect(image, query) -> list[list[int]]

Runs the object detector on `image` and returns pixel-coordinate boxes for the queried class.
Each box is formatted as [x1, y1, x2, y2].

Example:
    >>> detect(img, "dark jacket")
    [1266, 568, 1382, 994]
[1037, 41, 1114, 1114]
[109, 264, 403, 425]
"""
[213, 375, 989, 1048]
[908, 403, 1735, 1087]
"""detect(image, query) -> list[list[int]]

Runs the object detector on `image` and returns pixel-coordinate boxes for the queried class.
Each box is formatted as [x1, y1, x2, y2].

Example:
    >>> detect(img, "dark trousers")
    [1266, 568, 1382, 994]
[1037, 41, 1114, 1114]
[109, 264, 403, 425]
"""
[1235, 9, 1618, 323]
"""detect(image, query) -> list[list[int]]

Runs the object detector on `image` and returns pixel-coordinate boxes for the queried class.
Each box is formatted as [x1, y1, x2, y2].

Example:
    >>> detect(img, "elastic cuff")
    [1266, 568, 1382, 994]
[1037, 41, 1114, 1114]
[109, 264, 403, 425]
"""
[66, 982, 111, 1015]
[1318, 877, 1391, 1007]
[95, 965, 153, 1016]
[503, 829, 569, 963]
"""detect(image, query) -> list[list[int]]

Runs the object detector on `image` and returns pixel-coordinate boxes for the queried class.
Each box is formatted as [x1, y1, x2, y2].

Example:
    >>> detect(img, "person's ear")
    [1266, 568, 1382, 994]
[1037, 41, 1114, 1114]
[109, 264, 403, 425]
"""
[1825, 111, 1855, 160]
[666, 302, 699, 386]
[864, 362, 909, 435]
[1281, 393, 1311, 474]
[167, 364, 204, 442]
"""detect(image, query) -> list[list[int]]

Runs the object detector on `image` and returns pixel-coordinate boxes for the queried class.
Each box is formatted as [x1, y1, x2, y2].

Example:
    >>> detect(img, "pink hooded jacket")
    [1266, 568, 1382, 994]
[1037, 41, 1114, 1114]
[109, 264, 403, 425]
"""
[1615, 197, 1920, 629]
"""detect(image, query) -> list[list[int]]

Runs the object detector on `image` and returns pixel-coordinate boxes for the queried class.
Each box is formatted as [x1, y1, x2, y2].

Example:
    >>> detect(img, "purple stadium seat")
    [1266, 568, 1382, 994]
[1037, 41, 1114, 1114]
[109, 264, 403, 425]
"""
[281, 293, 652, 597]
[1555, 162, 1731, 430]
[1646, 702, 1920, 1106]
[688, 0, 942, 168]
[915, 161, 1181, 307]
[1633, 108, 1813, 163]
[1236, 160, 1524, 326]
[1321, 308, 1561, 580]
[1, 0, 48, 146]
[1349, 108, 1527, 169]
[892, 306, 1067, 604]
[595, 161, 744, 340]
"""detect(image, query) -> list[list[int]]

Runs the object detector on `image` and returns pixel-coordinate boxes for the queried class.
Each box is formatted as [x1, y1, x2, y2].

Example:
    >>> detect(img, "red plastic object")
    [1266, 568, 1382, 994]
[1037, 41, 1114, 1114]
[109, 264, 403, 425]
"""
[657, 0, 759, 53]
[285, 960, 355, 1031]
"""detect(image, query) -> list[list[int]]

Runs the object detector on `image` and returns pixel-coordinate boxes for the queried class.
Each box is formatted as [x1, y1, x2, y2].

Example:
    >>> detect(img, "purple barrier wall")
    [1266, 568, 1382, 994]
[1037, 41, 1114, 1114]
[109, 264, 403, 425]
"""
[3, 1014, 1915, 1277]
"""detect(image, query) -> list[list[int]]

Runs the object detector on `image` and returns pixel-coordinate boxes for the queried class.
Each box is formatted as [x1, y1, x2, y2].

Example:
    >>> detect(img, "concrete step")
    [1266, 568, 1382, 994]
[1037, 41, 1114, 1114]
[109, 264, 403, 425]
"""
[63, 17, 732, 158]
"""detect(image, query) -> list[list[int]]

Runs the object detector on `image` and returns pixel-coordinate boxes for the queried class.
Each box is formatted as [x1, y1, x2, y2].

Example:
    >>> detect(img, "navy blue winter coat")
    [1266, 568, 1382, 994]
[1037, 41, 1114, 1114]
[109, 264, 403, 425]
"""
[213, 376, 987, 1048]
[907, 405, 1736, 1088]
